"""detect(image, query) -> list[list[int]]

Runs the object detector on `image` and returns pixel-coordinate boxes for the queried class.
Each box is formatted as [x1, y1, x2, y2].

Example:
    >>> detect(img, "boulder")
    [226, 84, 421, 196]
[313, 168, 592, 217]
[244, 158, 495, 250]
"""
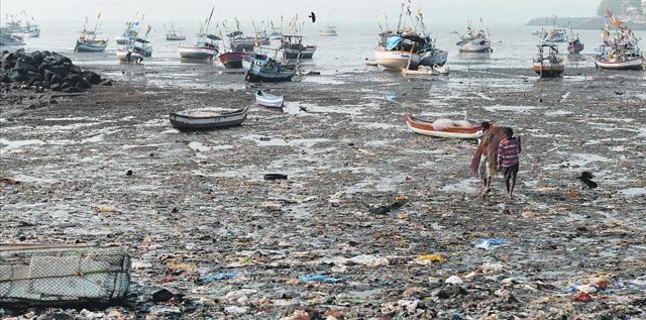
[7, 70, 23, 82]
[82, 71, 102, 85]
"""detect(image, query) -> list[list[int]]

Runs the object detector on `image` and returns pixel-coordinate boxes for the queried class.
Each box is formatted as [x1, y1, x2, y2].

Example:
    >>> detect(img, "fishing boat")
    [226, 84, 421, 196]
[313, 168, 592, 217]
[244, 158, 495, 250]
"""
[178, 35, 219, 60]
[116, 38, 151, 63]
[74, 15, 108, 53]
[375, 5, 447, 70]
[403, 114, 481, 139]
[281, 35, 317, 59]
[178, 7, 219, 61]
[115, 14, 147, 46]
[543, 27, 567, 43]
[594, 14, 644, 70]
[75, 31, 108, 52]
[244, 53, 296, 82]
[533, 43, 564, 77]
[256, 90, 285, 108]
[4, 12, 40, 38]
[0, 29, 25, 46]
[219, 51, 248, 68]
[169, 106, 249, 131]
[319, 23, 338, 36]
[567, 35, 585, 54]
[165, 23, 186, 41]
[455, 26, 492, 53]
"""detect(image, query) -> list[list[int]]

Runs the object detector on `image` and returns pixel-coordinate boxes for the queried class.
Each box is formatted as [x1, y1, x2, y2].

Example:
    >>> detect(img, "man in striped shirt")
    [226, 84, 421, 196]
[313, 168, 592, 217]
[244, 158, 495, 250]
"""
[497, 127, 522, 199]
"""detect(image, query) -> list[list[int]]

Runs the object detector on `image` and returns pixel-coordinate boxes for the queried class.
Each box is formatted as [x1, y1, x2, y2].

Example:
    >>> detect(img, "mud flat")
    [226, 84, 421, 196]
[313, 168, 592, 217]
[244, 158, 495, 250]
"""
[1, 64, 645, 319]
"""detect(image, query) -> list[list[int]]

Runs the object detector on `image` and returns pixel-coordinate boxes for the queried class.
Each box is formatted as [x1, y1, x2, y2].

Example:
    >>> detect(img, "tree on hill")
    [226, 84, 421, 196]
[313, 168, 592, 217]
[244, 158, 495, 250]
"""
[597, 0, 643, 16]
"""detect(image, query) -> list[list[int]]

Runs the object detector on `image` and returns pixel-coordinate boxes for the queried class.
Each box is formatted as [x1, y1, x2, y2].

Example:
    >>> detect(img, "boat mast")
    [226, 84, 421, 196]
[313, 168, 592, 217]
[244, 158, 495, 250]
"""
[395, 0, 405, 33]
[92, 12, 101, 34]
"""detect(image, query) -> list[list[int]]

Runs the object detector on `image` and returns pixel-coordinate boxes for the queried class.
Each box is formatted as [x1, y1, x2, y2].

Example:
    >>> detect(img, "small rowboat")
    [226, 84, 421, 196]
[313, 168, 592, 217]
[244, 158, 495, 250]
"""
[169, 106, 249, 131]
[256, 90, 285, 108]
[403, 114, 481, 139]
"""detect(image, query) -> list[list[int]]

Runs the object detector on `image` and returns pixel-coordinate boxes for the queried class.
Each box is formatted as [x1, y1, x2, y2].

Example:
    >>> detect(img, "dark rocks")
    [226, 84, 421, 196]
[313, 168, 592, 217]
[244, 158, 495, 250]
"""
[0, 49, 107, 93]
[151, 288, 175, 303]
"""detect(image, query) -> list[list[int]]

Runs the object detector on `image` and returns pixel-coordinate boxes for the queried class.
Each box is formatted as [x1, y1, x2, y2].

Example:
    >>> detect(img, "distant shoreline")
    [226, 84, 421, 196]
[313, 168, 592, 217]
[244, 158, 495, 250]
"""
[526, 16, 646, 30]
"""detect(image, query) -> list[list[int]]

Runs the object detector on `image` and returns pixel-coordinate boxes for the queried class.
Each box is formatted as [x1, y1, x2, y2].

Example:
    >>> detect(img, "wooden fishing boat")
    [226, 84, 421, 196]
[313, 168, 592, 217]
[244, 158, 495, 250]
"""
[169, 106, 249, 131]
[178, 9, 218, 61]
[256, 90, 284, 108]
[567, 36, 584, 54]
[165, 23, 186, 41]
[244, 55, 296, 82]
[533, 43, 564, 77]
[403, 114, 481, 139]
[595, 55, 644, 70]
[375, 47, 420, 70]
[75, 31, 108, 52]
[219, 51, 248, 69]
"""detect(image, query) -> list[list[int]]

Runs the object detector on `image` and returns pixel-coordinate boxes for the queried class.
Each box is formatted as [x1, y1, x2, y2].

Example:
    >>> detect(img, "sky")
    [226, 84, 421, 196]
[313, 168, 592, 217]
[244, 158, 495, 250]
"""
[1, 0, 601, 25]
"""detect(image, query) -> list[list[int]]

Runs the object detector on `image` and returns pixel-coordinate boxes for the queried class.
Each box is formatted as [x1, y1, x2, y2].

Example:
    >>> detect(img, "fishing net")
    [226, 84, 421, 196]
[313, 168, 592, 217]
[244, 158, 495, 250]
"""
[0, 244, 130, 305]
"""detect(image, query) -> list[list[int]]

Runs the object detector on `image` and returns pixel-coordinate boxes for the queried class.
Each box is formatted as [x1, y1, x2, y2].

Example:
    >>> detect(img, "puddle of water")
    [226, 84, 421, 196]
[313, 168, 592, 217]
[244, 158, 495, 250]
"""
[441, 178, 479, 193]
[302, 76, 346, 85]
[0, 138, 46, 150]
[618, 187, 646, 197]
[483, 105, 541, 112]
[544, 110, 573, 116]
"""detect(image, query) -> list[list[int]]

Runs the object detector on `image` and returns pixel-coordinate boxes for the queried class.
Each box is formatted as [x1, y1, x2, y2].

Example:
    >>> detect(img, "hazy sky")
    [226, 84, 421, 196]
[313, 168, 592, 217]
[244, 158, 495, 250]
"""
[1, 0, 601, 25]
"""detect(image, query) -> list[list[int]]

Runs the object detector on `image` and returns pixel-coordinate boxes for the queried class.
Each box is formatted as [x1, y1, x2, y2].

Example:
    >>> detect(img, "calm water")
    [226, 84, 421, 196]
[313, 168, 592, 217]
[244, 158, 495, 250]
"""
[3, 20, 646, 74]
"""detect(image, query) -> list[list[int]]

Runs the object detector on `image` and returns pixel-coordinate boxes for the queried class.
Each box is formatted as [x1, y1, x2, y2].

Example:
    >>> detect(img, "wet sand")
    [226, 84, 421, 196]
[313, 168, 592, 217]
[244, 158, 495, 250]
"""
[1, 64, 645, 319]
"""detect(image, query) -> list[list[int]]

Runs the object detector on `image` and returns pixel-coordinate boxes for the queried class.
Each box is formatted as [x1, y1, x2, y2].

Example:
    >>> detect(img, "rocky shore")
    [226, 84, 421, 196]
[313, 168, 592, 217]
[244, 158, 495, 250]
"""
[1, 60, 645, 319]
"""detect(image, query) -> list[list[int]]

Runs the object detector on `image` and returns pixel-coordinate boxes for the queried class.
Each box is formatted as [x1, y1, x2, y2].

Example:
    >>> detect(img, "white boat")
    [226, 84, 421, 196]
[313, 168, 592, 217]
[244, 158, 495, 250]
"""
[459, 38, 491, 53]
[178, 43, 218, 60]
[319, 23, 338, 36]
[169, 107, 249, 131]
[375, 47, 420, 70]
[255, 90, 284, 108]
[595, 56, 644, 70]
[116, 38, 151, 63]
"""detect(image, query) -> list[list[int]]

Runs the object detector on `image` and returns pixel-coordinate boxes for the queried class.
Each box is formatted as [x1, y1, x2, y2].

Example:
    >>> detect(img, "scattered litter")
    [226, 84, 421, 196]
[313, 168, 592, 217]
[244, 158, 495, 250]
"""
[415, 254, 447, 264]
[198, 273, 238, 283]
[475, 238, 509, 250]
[445, 275, 464, 285]
[299, 275, 344, 283]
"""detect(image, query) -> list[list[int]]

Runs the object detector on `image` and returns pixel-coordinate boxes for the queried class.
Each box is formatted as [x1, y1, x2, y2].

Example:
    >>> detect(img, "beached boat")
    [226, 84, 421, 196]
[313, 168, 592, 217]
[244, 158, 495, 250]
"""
[594, 16, 644, 70]
[533, 43, 564, 77]
[74, 16, 108, 53]
[75, 31, 108, 52]
[116, 38, 151, 63]
[567, 36, 585, 54]
[455, 27, 492, 53]
[3, 13, 40, 38]
[178, 10, 220, 61]
[178, 37, 219, 60]
[219, 51, 248, 68]
[228, 30, 270, 52]
[244, 54, 296, 82]
[165, 23, 186, 41]
[256, 90, 285, 108]
[375, 46, 420, 70]
[169, 106, 249, 131]
[403, 114, 481, 139]
[281, 35, 317, 59]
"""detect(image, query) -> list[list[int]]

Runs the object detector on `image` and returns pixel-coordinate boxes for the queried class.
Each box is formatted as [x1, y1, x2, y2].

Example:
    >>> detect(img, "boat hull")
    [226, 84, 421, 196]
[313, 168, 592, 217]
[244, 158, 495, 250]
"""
[420, 50, 448, 67]
[246, 70, 295, 82]
[403, 114, 480, 139]
[166, 36, 186, 41]
[178, 45, 217, 60]
[220, 52, 248, 69]
[533, 63, 565, 77]
[567, 42, 584, 54]
[75, 41, 108, 52]
[375, 48, 420, 70]
[116, 48, 147, 62]
[595, 57, 644, 70]
[256, 91, 285, 108]
[458, 40, 492, 53]
[169, 108, 248, 131]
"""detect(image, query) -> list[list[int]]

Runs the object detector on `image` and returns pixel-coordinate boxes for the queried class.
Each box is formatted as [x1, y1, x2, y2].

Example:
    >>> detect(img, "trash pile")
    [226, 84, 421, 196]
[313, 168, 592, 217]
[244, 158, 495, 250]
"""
[0, 49, 111, 93]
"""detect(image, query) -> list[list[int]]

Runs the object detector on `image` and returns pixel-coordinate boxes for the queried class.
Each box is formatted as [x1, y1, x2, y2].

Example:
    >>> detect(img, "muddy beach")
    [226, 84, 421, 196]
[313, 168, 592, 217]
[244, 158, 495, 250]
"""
[1, 63, 645, 319]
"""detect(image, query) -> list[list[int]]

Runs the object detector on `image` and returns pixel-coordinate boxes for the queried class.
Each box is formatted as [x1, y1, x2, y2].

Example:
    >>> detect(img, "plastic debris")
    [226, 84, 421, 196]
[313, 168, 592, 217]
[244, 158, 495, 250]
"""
[299, 275, 344, 283]
[475, 238, 509, 250]
[415, 254, 447, 264]
[198, 273, 238, 283]
[572, 292, 593, 302]
[445, 275, 464, 285]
